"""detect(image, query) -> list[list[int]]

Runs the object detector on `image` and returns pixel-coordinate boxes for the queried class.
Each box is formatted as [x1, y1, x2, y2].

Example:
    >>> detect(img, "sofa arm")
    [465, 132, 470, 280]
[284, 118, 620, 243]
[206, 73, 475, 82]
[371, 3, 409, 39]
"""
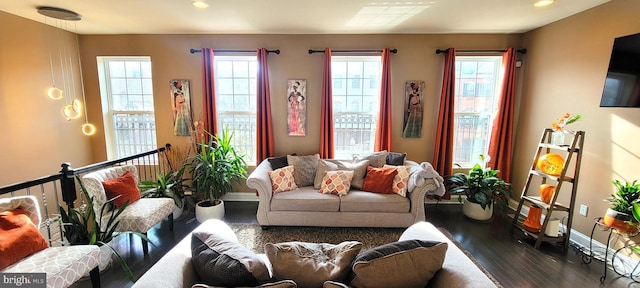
[246, 159, 274, 226]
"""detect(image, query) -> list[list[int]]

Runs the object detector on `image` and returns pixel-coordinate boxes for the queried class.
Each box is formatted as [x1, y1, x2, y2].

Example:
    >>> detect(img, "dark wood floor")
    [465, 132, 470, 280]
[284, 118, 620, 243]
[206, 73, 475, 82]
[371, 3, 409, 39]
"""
[72, 202, 638, 288]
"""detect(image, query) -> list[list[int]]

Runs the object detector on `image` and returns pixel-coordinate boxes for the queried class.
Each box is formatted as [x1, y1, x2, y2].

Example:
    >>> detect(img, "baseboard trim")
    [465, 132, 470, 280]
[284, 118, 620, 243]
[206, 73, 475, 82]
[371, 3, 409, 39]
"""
[222, 192, 259, 202]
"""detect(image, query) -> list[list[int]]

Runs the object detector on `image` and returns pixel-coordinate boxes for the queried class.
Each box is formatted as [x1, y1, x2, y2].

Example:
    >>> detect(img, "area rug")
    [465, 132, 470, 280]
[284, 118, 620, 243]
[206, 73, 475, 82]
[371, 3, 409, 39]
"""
[228, 223, 503, 288]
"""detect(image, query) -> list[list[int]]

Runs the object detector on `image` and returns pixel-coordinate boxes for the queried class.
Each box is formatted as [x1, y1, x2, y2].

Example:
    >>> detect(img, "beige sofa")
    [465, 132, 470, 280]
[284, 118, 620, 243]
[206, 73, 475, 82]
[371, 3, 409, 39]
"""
[132, 220, 498, 288]
[246, 159, 445, 228]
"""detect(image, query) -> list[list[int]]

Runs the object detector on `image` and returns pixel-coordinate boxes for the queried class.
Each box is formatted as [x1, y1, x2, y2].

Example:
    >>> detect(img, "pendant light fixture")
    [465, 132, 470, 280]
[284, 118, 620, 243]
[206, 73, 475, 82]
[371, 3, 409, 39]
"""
[38, 6, 96, 135]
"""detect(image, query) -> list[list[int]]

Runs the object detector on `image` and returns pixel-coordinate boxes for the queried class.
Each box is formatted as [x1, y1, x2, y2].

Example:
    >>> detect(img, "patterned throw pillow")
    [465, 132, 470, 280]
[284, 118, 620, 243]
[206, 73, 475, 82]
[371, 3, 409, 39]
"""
[314, 159, 339, 189]
[268, 166, 298, 194]
[320, 170, 354, 196]
[287, 154, 320, 187]
[384, 165, 411, 197]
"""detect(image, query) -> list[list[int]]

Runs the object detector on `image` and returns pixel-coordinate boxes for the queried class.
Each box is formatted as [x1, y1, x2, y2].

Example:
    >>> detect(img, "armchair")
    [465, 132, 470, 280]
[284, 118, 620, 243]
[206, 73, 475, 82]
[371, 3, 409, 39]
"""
[0, 195, 101, 288]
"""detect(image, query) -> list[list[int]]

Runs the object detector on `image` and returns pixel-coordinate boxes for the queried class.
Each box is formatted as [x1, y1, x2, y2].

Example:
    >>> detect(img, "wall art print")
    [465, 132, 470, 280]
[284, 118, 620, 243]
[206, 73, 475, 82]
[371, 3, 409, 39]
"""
[402, 80, 425, 138]
[287, 79, 307, 136]
[170, 79, 193, 136]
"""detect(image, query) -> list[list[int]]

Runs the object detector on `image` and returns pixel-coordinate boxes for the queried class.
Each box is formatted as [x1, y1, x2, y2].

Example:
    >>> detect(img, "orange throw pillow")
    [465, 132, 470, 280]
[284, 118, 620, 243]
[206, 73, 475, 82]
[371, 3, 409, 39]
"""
[361, 166, 398, 194]
[102, 170, 141, 208]
[0, 208, 49, 270]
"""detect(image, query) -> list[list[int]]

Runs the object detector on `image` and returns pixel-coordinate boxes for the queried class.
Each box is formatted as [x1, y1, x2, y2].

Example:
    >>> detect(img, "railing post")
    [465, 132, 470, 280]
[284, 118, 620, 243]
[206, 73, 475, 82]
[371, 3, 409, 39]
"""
[60, 163, 77, 210]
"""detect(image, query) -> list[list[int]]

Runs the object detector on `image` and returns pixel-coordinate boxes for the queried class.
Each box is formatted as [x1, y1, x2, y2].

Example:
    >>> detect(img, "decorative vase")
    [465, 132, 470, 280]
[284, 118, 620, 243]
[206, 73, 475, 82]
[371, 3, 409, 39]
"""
[523, 205, 543, 232]
[173, 203, 183, 220]
[603, 208, 638, 235]
[551, 131, 565, 145]
[195, 200, 225, 223]
[539, 184, 555, 204]
[462, 199, 493, 221]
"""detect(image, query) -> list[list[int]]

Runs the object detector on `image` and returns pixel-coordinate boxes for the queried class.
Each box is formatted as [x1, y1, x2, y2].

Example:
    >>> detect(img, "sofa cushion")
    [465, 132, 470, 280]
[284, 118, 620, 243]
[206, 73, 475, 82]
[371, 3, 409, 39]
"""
[386, 152, 407, 166]
[384, 165, 411, 197]
[314, 160, 369, 190]
[191, 230, 271, 287]
[361, 166, 397, 194]
[287, 154, 320, 187]
[320, 170, 354, 196]
[102, 170, 141, 208]
[350, 240, 447, 288]
[268, 154, 297, 170]
[0, 208, 49, 270]
[339, 191, 410, 213]
[271, 187, 340, 212]
[268, 165, 298, 193]
[265, 241, 362, 288]
[192, 280, 297, 288]
[353, 151, 388, 168]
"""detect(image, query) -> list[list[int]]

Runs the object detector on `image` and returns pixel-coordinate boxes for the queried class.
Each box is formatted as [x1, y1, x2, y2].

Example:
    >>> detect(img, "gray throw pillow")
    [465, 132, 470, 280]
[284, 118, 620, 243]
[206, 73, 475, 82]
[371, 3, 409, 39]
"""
[353, 151, 388, 168]
[350, 240, 447, 288]
[191, 231, 272, 287]
[314, 159, 339, 189]
[265, 241, 362, 288]
[386, 152, 407, 166]
[287, 154, 320, 187]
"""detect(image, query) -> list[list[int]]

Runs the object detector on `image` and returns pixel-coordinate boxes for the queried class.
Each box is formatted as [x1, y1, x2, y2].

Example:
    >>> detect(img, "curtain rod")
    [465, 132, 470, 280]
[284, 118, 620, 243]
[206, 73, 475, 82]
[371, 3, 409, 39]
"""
[435, 48, 527, 54]
[190, 48, 280, 54]
[308, 49, 398, 54]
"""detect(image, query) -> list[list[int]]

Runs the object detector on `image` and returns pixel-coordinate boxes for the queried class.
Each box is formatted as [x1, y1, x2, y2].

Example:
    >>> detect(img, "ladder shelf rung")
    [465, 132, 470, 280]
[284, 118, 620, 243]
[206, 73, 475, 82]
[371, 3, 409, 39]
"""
[538, 143, 580, 152]
[521, 196, 570, 212]
[529, 170, 575, 183]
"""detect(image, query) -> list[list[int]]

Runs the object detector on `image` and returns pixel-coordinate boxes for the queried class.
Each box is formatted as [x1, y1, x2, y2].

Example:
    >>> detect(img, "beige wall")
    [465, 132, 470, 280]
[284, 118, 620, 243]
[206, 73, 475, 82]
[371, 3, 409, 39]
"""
[77, 33, 521, 193]
[0, 11, 92, 187]
[518, 0, 640, 244]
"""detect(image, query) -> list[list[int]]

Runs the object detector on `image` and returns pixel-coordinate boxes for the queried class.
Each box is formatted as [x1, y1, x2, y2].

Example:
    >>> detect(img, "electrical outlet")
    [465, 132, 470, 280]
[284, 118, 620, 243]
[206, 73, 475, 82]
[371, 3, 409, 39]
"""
[579, 204, 588, 216]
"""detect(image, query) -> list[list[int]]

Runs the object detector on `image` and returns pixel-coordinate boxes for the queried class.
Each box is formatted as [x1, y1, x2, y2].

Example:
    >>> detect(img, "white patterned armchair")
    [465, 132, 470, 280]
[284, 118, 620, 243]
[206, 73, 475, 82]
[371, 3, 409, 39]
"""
[82, 165, 174, 255]
[0, 195, 101, 288]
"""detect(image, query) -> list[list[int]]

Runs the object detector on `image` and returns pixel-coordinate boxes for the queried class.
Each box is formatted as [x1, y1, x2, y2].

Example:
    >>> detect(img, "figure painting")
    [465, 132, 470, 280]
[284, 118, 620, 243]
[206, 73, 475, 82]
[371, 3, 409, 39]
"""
[287, 80, 307, 136]
[402, 81, 425, 138]
[170, 79, 192, 136]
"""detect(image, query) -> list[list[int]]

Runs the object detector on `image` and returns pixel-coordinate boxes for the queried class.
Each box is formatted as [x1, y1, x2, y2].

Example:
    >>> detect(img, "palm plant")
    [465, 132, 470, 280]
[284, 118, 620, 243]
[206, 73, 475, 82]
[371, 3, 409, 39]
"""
[606, 179, 640, 214]
[186, 126, 247, 206]
[58, 175, 151, 282]
[445, 164, 511, 211]
[138, 168, 187, 209]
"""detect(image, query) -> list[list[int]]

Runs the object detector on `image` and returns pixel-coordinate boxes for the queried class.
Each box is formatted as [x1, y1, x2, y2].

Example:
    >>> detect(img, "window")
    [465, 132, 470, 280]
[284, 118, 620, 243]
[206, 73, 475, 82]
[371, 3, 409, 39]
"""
[214, 56, 257, 164]
[453, 56, 503, 167]
[332, 56, 381, 159]
[97, 56, 157, 160]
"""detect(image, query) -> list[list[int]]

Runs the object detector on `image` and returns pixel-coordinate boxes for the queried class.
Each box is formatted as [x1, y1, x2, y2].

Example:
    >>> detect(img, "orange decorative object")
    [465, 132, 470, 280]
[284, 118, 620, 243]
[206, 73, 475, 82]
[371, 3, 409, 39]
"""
[539, 184, 555, 203]
[536, 153, 565, 176]
[523, 205, 543, 232]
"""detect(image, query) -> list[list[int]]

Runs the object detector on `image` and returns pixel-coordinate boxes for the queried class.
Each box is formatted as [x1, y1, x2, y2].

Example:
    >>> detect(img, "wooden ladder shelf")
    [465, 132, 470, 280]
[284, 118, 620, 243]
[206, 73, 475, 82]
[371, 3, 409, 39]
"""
[511, 128, 585, 251]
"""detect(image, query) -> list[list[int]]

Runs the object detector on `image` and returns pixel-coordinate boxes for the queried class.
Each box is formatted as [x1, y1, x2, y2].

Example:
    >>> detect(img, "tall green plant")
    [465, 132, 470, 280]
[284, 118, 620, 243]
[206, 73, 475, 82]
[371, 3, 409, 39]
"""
[607, 179, 640, 214]
[445, 164, 511, 210]
[58, 175, 152, 282]
[187, 127, 247, 206]
[138, 168, 187, 208]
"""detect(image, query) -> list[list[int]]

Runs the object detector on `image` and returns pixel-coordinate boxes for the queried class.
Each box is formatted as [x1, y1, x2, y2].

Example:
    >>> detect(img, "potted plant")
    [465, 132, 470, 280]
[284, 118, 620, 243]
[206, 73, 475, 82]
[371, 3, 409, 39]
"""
[445, 163, 511, 221]
[58, 175, 151, 282]
[604, 179, 640, 234]
[138, 168, 187, 219]
[186, 126, 247, 222]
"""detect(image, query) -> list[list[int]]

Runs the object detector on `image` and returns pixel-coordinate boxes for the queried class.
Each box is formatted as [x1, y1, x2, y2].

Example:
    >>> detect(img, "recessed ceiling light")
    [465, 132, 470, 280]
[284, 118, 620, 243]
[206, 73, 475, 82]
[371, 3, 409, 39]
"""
[534, 0, 555, 7]
[192, 0, 209, 8]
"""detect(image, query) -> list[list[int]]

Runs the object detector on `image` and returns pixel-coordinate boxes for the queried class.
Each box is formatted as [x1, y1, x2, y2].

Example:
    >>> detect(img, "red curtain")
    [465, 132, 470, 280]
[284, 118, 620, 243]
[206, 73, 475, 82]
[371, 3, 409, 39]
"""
[319, 48, 334, 159]
[256, 48, 274, 163]
[433, 48, 456, 199]
[374, 48, 393, 152]
[201, 48, 218, 137]
[487, 48, 517, 183]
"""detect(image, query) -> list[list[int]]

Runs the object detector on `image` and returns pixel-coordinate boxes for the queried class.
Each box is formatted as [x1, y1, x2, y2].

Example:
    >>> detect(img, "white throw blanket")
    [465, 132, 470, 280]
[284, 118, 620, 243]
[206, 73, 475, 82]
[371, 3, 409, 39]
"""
[408, 162, 446, 196]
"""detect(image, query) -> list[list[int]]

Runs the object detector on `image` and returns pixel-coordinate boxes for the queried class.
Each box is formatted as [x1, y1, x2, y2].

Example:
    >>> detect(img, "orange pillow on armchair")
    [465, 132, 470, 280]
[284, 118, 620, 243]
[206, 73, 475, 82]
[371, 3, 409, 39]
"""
[361, 166, 398, 194]
[0, 208, 49, 270]
[102, 170, 141, 208]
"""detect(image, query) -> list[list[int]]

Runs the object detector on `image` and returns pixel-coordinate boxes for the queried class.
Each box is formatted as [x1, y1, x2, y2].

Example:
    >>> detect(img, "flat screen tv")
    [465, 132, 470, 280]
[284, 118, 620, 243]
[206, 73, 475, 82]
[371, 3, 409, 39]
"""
[600, 32, 640, 107]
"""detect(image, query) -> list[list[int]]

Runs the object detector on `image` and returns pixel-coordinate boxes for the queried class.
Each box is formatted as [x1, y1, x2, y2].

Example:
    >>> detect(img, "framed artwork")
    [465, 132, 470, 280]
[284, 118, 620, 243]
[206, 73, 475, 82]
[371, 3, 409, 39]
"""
[170, 79, 193, 136]
[402, 80, 425, 138]
[287, 79, 307, 136]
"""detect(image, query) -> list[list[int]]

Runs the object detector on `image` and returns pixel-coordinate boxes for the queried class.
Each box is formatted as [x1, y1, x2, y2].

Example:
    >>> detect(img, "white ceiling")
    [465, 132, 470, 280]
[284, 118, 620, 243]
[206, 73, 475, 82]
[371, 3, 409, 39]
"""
[0, 0, 610, 35]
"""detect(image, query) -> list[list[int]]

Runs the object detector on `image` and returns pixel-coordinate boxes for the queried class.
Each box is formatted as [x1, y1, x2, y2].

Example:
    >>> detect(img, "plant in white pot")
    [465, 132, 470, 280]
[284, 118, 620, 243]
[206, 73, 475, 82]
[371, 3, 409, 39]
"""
[445, 162, 511, 221]
[186, 126, 247, 222]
